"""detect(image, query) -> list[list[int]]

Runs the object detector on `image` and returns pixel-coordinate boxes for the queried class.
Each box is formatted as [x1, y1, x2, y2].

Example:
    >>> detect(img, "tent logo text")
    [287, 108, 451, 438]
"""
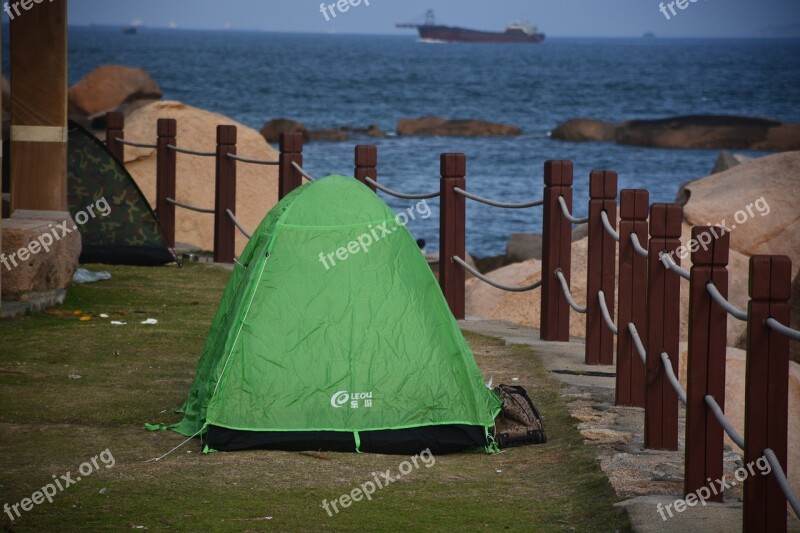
[331, 390, 373, 408]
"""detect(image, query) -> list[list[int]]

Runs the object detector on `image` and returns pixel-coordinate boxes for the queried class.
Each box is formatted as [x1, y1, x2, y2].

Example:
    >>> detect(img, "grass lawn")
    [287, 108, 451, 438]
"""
[0, 263, 630, 532]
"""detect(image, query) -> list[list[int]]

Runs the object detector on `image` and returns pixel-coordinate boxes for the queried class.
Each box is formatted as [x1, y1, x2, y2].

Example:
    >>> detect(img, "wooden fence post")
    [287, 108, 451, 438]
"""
[355, 145, 377, 192]
[439, 153, 466, 319]
[106, 111, 124, 162]
[540, 160, 574, 341]
[214, 125, 237, 264]
[685, 226, 729, 501]
[156, 118, 176, 248]
[644, 203, 682, 450]
[744, 255, 791, 533]
[278, 132, 303, 200]
[586, 170, 618, 365]
[616, 189, 649, 407]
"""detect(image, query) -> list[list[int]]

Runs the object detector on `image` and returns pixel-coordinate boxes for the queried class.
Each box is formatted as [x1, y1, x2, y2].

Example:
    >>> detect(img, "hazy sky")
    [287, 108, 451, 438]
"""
[62, 0, 800, 38]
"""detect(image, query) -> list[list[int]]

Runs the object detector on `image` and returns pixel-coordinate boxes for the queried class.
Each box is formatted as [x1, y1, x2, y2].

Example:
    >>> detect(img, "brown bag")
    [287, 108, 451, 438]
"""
[493, 384, 547, 448]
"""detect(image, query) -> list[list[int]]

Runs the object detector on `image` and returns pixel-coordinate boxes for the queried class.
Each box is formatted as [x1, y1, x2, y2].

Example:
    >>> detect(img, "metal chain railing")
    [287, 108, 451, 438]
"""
[226, 152, 279, 166]
[706, 282, 748, 321]
[555, 268, 587, 314]
[114, 137, 157, 149]
[600, 210, 620, 242]
[766, 317, 800, 341]
[291, 161, 316, 182]
[660, 251, 690, 280]
[704, 394, 745, 450]
[453, 187, 544, 209]
[364, 177, 439, 200]
[165, 197, 215, 214]
[452, 256, 542, 292]
[763, 448, 800, 518]
[660, 351, 687, 405]
[557, 195, 589, 224]
[630, 232, 649, 258]
[166, 144, 216, 157]
[597, 289, 618, 335]
[226, 209, 252, 239]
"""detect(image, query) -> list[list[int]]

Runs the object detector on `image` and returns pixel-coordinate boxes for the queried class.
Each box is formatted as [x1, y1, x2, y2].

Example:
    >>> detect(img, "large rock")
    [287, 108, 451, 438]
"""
[677, 346, 800, 502]
[397, 116, 522, 137]
[710, 150, 751, 175]
[793, 272, 800, 365]
[682, 151, 800, 274]
[341, 125, 387, 138]
[259, 118, 308, 143]
[506, 233, 543, 263]
[68, 65, 162, 118]
[123, 101, 279, 256]
[615, 115, 800, 151]
[551, 119, 618, 142]
[307, 128, 349, 142]
[1, 211, 81, 301]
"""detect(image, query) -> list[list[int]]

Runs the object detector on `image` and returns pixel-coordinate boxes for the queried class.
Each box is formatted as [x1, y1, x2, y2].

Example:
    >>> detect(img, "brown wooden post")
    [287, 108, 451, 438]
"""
[355, 145, 377, 192]
[744, 255, 791, 533]
[684, 226, 730, 501]
[439, 153, 466, 319]
[278, 132, 303, 200]
[214, 125, 237, 263]
[540, 160, 574, 341]
[106, 112, 125, 163]
[644, 203, 683, 450]
[585, 170, 618, 365]
[616, 189, 649, 407]
[156, 118, 176, 248]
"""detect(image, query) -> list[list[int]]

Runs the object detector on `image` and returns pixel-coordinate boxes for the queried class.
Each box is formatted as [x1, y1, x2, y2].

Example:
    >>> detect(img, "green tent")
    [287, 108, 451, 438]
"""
[161, 175, 501, 454]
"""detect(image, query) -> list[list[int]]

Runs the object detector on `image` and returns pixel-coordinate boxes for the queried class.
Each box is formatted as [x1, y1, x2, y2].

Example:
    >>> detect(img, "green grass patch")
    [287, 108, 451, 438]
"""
[0, 263, 630, 532]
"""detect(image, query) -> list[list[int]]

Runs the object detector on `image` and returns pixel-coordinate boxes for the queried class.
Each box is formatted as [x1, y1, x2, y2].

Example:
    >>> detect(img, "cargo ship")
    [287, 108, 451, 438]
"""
[396, 10, 545, 44]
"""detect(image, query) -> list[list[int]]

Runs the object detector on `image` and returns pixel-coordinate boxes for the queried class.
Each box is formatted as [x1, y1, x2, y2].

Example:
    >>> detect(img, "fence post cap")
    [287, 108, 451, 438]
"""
[649, 203, 682, 238]
[216, 125, 237, 145]
[157, 118, 177, 137]
[620, 189, 649, 220]
[543, 160, 573, 186]
[440, 153, 466, 178]
[355, 145, 377, 167]
[279, 132, 303, 152]
[589, 170, 618, 199]
[749, 255, 792, 300]
[690, 226, 729, 266]
[105, 111, 124, 129]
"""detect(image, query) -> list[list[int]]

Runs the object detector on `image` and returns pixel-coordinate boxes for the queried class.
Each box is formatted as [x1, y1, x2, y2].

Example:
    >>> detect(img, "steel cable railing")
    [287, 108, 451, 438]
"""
[630, 232, 649, 258]
[597, 290, 618, 335]
[628, 323, 647, 365]
[452, 256, 542, 292]
[226, 209, 252, 239]
[165, 197, 215, 214]
[706, 282, 748, 321]
[364, 177, 439, 200]
[555, 269, 587, 314]
[226, 152, 279, 165]
[766, 318, 800, 341]
[763, 448, 800, 518]
[660, 351, 687, 405]
[660, 251, 691, 280]
[166, 144, 216, 157]
[704, 394, 745, 450]
[453, 187, 543, 209]
[114, 137, 157, 149]
[291, 161, 316, 182]
[600, 210, 620, 242]
[557, 196, 589, 224]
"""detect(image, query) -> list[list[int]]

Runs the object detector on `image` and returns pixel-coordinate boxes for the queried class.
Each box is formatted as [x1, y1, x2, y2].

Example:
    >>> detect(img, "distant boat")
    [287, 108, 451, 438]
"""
[396, 10, 545, 44]
[122, 26, 137, 35]
[643, 32, 656, 39]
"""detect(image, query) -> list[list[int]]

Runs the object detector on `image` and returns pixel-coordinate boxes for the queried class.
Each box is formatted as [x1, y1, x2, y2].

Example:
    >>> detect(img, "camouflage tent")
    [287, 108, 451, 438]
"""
[67, 121, 174, 266]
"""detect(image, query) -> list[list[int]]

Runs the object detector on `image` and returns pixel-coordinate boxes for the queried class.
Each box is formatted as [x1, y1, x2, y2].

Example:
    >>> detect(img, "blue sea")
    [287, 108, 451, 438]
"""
[48, 29, 800, 255]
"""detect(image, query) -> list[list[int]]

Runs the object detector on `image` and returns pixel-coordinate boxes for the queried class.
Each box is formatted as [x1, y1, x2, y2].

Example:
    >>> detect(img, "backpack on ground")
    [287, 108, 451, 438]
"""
[492, 384, 547, 448]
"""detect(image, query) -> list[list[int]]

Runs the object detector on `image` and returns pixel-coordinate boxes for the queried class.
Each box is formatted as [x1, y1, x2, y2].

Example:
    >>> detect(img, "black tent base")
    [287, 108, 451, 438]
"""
[206, 424, 488, 455]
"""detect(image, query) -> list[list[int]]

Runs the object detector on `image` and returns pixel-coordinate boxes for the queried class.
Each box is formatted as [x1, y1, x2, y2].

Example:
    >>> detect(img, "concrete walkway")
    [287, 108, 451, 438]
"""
[460, 318, 800, 533]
